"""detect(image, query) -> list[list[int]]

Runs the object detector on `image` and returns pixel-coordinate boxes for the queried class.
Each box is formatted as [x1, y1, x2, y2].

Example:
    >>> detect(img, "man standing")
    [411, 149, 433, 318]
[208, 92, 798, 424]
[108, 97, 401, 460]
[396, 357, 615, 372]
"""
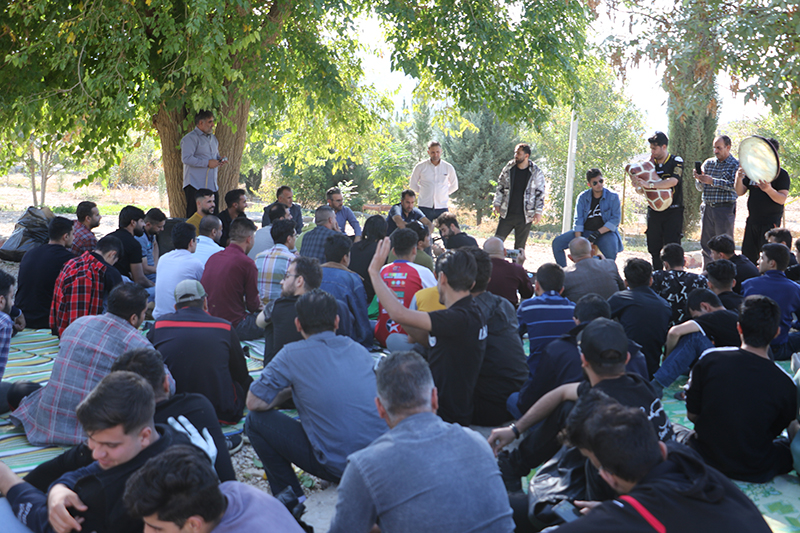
[641, 131, 684, 270]
[562, 237, 625, 303]
[186, 189, 216, 236]
[246, 290, 386, 498]
[152, 222, 204, 320]
[181, 110, 225, 217]
[110, 206, 153, 288]
[327, 186, 362, 241]
[71, 201, 101, 255]
[736, 138, 790, 265]
[298, 205, 339, 263]
[493, 143, 546, 251]
[409, 140, 458, 222]
[483, 237, 533, 307]
[265, 186, 303, 235]
[329, 351, 515, 533]
[218, 189, 248, 246]
[201, 218, 263, 341]
[385, 189, 432, 235]
[552, 168, 622, 266]
[14, 217, 75, 329]
[694, 135, 739, 267]
[136, 208, 166, 284]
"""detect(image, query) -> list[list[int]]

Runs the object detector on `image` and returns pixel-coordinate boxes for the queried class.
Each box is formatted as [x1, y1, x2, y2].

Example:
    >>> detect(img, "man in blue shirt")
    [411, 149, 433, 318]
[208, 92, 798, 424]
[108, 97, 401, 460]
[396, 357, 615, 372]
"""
[551, 169, 623, 267]
[386, 189, 432, 235]
[326, 186, 362, 241]
[180, 110, 226, 217]
[513, 263, 575, 417]
[742, 242, 800, 360]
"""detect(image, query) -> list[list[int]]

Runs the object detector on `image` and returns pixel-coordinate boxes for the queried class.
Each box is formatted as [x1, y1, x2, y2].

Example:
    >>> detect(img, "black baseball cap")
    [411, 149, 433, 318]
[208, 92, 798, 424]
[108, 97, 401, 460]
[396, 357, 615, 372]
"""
[578, 318, 629, 367]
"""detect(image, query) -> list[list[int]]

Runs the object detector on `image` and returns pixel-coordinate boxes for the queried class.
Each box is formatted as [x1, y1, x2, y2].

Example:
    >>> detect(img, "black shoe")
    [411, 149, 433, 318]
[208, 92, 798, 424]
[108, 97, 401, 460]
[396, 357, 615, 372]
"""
[497, 450, 522, 493]
[226, 434, 243, 455]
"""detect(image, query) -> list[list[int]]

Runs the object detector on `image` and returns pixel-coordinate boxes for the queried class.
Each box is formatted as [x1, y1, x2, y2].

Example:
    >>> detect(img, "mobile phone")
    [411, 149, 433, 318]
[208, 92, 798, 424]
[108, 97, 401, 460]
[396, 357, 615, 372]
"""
[552, 500, 582, 523]
[694, 161, 702, 174]
[506, 248, 520, 259]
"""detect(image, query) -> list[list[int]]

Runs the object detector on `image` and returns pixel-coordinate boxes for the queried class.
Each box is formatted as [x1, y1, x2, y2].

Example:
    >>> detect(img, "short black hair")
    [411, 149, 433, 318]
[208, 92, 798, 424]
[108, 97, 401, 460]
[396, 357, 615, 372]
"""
[739, 295, 781, 348]
[435, 249, 476, 292]
[765, 227, 793, 248]
[144, 208, 167, 224]
[707, 234, 735, 256]
[363, 215, 387, 242]
[111, 348, 167, 398]
[326, 186, 341, 200]
[705, 259, 736, 289]
[49, 216, 74, 241]
[224, 189, 246, 207]
[515, 142, 532, 156]
[77, 371, 155, 435]
[296, 289, 338, 335]
[660, 243, 685, 268]
[124, 445, 224, 528]
[76, 201, 97, 223]
[686, 288, 722, 312]
[195, 188, 214, 202]
[406, 220, 429, 244]
[324, 233, 352, 263]
[435, 212, 459, 230]
[574, 294, 611, 323]
[536, 263, 565, 292]
[768, 138, 780, 151]
[270, 218, 295, 245]
[96, 235, 123, 257]
[171, 222, 196, 250]
[268, 203, 288, 225]
[292, 256, 322, 290]
[390, 228, 418, 257]
[107, 283, 148, 321]
[0, 270, 15, 299]
[648, 131, 668, 146]
[228, 217, 257, 242]
[400, 189, 416, 201]
[623, 258, 652, 288]
[194, 110, 214, 124]
[586, 168, 602, 181]
[761, 242, 790, 271]
[276, 185, 291, 199]
[465, 247, 492, 293]
[119, 205, 145, 229]
[198, 215, 222, 237]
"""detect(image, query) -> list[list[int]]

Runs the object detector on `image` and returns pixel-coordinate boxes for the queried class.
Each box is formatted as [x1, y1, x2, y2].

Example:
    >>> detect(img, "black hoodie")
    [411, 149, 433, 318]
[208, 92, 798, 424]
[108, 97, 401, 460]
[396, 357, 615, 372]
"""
[555, 442, 771, 533]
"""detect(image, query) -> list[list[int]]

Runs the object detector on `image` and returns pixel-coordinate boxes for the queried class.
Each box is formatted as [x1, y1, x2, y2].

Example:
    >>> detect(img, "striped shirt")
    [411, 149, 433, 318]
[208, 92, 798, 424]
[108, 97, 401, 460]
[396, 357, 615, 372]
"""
[0, 311, 11, 380]
[517, 291, 575, 369]
[698, 155, 739, 204]
[256, 244, 295, 306]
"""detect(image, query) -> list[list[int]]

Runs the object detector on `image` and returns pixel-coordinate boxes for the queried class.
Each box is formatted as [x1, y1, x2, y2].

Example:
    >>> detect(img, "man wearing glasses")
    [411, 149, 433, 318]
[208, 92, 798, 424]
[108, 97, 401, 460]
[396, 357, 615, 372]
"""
[645, 131, 685, 270]
[551, 169, 623, 267]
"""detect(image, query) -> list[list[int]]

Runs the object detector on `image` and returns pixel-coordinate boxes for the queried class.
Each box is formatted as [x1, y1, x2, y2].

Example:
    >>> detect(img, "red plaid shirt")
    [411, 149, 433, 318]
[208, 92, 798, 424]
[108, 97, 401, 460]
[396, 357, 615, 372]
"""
[50, 252, 106, 337]
[70, 220, 97, 255]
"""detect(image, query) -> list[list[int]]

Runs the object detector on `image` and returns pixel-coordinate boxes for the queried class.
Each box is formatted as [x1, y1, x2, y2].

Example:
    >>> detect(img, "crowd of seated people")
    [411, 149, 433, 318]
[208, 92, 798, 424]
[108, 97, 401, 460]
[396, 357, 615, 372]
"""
[1, 184, 800, 533]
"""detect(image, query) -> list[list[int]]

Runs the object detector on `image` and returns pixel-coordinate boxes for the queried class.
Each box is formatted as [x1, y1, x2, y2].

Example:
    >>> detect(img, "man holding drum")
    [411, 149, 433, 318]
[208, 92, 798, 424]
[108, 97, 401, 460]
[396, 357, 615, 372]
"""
[645, 131, 684, 270]
[735, 137, 791, 265]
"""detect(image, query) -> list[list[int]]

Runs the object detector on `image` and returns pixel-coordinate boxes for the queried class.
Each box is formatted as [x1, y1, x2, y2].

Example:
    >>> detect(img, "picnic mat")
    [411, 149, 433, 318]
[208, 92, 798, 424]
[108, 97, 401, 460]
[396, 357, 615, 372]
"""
[3, 329, 800, 531]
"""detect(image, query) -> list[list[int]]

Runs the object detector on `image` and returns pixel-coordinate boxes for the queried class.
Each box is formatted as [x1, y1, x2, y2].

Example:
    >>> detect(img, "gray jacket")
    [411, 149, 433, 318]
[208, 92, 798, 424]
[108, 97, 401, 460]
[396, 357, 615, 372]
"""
[493, 160, 546, 223]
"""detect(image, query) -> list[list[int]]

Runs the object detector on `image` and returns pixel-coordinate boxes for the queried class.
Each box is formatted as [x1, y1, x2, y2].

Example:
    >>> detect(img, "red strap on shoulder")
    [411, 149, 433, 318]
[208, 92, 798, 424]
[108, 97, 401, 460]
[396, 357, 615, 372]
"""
[619, 495, 666, 533]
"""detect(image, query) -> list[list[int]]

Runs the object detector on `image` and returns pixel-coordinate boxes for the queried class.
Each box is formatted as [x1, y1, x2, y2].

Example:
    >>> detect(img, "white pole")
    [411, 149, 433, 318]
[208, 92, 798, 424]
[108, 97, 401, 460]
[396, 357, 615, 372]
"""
[562, 111, 579, 234]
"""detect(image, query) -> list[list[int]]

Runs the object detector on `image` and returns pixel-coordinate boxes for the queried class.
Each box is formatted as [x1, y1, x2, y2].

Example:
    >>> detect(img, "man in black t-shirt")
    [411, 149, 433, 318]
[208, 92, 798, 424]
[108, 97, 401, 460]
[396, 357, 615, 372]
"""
[651, 289, 739, 394]
[369, 241, 487, 426]
[705, 259, 744, 311]
[686, 295, 798, 483]
[493, 143, 546, 250]
[644, 132, 684, 270]
[110, 205, 153, 289]
[432, 212, 478, 255]
[735, 137, 792, 265]
[707, 234, 759, 294]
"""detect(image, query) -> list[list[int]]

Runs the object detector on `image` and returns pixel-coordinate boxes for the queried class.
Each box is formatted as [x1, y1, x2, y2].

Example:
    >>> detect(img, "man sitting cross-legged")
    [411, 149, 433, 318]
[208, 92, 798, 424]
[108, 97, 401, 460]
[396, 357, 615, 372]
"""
[194, 215, 225, 266]
[0, 371, 198, 533]
[124, 445, 303, 533]
[245, 290, 386, 499]
[328, 351, 515, 533]
[553, 390, 772, 533]
[650, 288, 740, 396]
[255, 218, 297, 307]
[705, 258, 744, 311]
[708, 233, 759, 293]
[368, 239, 488, 426]
[685, 295, 798, 482]
[149, 280, 252, 425]
[71, 201, 101, 255]
[13, 284, 152, 445]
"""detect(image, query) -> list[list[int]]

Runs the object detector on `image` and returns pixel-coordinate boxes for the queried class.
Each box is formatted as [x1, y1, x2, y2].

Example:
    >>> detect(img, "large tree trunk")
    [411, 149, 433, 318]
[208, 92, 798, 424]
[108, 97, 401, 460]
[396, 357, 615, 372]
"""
[154, 105, 189, 217]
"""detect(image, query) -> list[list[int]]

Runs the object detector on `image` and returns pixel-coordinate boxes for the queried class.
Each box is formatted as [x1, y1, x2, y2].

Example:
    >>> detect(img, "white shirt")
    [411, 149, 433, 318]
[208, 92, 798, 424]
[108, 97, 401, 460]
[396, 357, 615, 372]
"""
[408, 159, 458, 209]
[194, 235, 224, 266]
[153, 249, 204, 320]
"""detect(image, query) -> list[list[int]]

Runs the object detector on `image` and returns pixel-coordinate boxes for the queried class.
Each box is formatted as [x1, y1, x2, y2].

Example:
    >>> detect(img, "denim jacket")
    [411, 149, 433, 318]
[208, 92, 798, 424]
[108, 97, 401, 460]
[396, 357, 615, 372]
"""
[573, 187, 623, 250]
[320, 263, 374, 348]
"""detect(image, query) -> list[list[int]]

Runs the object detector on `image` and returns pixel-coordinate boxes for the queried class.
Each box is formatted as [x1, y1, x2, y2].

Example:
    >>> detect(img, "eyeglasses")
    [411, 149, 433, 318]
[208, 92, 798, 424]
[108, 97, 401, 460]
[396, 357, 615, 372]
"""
[591, 179, 604, 186]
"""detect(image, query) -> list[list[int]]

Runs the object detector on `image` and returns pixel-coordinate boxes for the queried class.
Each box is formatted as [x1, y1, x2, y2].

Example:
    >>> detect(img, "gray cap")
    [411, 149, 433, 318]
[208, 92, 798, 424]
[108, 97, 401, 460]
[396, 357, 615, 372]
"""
[174, 280, 206, 304]
[578, 318, 628, 366]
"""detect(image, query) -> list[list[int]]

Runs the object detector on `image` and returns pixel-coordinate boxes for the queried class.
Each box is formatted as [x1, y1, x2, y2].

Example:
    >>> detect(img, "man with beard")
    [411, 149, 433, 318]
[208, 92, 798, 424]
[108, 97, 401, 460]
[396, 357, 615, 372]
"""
[0, 270, 16, 410]
[327, 186, 362, 241]
[135, 208, 167, 284]
[409, 141, 459, 222]
[493, 143, 546, 251]
[186, 189, 216, 237]
[110, 206, 153, 288]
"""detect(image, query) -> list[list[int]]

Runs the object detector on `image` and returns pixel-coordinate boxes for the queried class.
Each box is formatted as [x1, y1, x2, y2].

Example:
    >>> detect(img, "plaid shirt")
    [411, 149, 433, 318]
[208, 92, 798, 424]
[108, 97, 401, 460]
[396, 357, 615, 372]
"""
[298, 225, 337, 264]
[0, 311, 11, 380]
[697, 155, 739, 204]
[256, 244, 295, 305]
[12, 313, 152, 445]
[50, 252, 107, 337]
[70, 220, 97, 255]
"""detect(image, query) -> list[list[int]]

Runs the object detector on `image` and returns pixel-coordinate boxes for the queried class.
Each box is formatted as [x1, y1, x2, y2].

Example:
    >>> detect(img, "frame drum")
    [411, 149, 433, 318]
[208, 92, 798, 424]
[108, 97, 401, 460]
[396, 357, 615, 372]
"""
[739, 135, 780, 184]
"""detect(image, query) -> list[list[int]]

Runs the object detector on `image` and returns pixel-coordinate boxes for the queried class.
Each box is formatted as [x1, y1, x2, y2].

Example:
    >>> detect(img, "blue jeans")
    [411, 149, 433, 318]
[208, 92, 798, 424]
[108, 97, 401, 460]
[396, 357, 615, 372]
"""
[245, 410, 339, 497]
[652, 332, 713, 389]
[419, 207, 448, 223]
[551, 230, 620, 267]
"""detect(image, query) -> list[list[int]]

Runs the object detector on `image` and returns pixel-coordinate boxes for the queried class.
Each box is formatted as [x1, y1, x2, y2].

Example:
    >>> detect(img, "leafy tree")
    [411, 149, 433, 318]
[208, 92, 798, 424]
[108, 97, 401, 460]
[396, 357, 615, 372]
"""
[442, 109, 518, 224]
[1, 0, 592, 215]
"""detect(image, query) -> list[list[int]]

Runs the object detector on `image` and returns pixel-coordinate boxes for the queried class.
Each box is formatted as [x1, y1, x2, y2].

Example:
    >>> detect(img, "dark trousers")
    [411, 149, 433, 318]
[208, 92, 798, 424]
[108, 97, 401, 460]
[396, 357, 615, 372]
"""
[646, 207, 683, 270]
[183, 185, 219, 218]
[742, 216, 781, 265]
[0, 381, 42, 414]
[507, 401, 574, 477]
[495, 212, 532, 251]
[245, 409, 340, 497]
[700, 203, 736, 268]
[419, 206, 448, 223]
